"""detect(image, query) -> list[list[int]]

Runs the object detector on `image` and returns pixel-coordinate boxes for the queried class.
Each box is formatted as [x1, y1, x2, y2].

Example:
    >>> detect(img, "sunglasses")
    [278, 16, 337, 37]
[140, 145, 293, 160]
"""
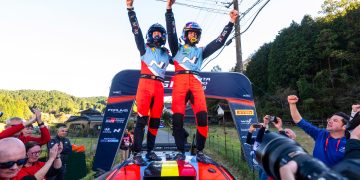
[0, 158, 28, 169]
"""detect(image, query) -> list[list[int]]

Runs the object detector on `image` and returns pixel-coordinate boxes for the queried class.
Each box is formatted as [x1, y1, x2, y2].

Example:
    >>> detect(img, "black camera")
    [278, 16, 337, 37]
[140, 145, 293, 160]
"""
[269, 116, 278, 123]
[255, 132, 345, 180]
[0, 112, 3, 118]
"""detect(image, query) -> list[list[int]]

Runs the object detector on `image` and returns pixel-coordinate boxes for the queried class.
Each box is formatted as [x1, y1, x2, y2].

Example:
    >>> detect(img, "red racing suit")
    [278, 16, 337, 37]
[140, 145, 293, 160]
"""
[128, 10, 171, 153]
[166, 9, 234, 152]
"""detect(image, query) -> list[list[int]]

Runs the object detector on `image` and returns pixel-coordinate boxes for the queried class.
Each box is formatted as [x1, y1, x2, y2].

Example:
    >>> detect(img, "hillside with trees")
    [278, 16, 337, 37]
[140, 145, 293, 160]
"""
[245, 0, 360, 120]
[0, 90, 106, 123]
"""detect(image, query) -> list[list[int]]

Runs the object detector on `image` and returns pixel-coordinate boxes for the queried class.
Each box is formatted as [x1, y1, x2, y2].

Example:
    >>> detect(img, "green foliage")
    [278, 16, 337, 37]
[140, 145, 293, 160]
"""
[162, 111, 172, 127]
[0, 90, 106, 123]
[245, 5, 360, 120]
[320, 0, 360, 21]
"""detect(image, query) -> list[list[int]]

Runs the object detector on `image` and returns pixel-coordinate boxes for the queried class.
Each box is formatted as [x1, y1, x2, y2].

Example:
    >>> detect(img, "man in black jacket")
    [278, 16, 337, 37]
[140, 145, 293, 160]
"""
[47, 124, 72, 180]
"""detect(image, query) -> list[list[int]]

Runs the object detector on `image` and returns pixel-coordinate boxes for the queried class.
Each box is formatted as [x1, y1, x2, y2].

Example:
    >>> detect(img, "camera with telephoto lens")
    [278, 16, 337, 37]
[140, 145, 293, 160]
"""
[255, 132, 347, 180]
[269, 115, 278, 123]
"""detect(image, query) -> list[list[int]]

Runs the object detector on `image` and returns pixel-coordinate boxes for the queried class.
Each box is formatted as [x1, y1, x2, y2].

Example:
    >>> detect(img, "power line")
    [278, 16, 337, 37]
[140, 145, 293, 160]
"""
[201, 0, 271, 70]
[154, 0, 271, 71]
[239, 0, 263, 20]
[238, 0, 271, 36]
[155, 0, 229, 14]
[201, 30, 235, 70]
[182, 0, 231, 8]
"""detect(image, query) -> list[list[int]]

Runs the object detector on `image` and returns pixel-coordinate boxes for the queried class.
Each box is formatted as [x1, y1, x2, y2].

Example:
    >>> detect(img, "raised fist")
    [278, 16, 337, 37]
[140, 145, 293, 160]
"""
[126, 0, 134, 8]
[287, 95, 299, 104]
[229, 10, 239, 23]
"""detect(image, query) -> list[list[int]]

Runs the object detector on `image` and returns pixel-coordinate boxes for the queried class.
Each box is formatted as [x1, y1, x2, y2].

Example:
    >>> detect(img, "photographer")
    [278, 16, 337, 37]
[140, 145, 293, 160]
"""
[246, 115, 296, 145]
[246, 116, 268, 180]
[270, 115, 297, 140]
[288, 95, 348, 167]
[279, 124, 360, 180]
[246, 123, 266, 146]
[247, 115, 296, 180]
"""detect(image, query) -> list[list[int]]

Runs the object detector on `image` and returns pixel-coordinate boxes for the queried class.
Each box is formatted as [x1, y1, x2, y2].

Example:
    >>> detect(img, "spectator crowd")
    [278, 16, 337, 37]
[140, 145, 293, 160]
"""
[245, 95, 360, 180]
[1, 96, 359, 180]
[0, 109, 72, 180]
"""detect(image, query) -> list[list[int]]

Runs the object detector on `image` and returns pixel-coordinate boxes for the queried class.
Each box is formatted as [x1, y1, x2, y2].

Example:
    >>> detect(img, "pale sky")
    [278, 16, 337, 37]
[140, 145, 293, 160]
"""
[0, 0, 324, 97]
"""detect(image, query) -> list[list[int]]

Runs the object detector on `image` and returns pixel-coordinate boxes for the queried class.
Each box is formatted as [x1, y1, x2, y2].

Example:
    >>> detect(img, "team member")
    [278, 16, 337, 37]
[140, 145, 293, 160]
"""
[165, 0, 238, 162]
[126, 0, 172, 165]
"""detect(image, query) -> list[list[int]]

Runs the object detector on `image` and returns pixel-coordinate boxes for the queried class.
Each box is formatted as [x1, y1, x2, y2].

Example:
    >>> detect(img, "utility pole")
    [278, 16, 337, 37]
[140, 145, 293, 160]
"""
[233, 0, 243, 73]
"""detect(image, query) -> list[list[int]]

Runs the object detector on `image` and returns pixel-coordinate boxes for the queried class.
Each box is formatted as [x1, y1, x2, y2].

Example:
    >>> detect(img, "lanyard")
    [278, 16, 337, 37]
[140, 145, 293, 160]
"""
[325, 135, 341, 152]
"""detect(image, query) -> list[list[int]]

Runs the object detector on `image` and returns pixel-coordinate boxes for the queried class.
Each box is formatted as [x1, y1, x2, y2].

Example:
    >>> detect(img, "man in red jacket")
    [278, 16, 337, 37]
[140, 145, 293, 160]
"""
[0, 109, 51, 146]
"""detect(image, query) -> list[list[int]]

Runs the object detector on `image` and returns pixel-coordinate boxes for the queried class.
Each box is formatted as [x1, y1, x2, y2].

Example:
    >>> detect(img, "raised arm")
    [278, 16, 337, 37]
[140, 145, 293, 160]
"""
[350, 103, 360, 121]
[288, 95, 321, 139]
[202, 10, 238, 59]
[35, 109, 51, 145]
[165, 0, 179, 57]
[127, 0, 146, 56]
[0, 124, 24, 139]
[0, 115, 37, 139]
[287, 95, 302, 123]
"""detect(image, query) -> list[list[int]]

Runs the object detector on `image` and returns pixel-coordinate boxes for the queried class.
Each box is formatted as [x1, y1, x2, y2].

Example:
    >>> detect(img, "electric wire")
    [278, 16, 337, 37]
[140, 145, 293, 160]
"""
[201, 0, 271, 70]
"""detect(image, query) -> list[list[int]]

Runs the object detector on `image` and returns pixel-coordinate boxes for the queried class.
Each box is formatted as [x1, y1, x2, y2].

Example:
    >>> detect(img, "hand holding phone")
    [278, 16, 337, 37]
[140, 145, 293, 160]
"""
[252, 123, 263, 128]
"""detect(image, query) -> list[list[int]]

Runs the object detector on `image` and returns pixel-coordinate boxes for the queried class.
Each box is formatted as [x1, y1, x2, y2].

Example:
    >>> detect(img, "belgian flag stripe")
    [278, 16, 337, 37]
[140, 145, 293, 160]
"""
[161, 161, 179, 176]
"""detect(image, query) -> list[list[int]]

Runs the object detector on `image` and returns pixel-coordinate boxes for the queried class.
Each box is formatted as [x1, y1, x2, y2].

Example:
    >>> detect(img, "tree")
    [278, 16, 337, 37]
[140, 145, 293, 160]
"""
[320, 0, 360, 21]
[211, 65, 222, 72]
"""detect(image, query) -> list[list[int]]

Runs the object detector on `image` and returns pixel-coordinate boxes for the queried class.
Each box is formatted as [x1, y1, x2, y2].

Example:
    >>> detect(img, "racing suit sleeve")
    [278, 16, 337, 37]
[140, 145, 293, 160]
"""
[165, 9, 179, 57]
[128, 9, 146, 56]
[0, 124, 24, 139]
[203, 22, 234, 59]
[26, 126, 51, 145]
